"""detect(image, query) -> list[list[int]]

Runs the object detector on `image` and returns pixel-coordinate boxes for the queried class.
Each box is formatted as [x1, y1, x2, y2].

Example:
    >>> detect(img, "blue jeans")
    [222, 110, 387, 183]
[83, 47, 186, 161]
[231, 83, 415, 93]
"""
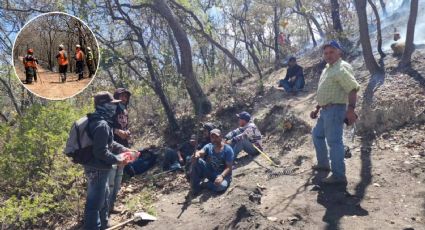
[83, 167, 111, 230]
[190, 159, 230, 193]
[232, 139, 258, 160]
[279, 77, 305, 92]
[312, 105, 346, 179]
[108, 165, 123, 212]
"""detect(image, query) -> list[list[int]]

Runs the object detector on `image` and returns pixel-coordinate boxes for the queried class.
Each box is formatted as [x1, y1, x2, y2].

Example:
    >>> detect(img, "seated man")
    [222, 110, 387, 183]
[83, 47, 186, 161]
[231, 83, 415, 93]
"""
[191, 129, 234, 194]
[225, 111, 262, 160]
[198, 122, 216, 150]
[278, 57, 305, 94]
[177, 134, 198, 173]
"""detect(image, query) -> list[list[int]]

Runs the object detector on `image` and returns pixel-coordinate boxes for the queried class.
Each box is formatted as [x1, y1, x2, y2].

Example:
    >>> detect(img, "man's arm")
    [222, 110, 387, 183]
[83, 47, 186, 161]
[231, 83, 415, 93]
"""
[91, 122, 120, 164]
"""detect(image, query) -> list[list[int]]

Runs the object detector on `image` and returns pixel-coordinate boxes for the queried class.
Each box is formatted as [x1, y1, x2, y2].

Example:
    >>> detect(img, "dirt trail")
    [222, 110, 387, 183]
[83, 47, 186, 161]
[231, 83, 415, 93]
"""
[16, 57, 92, 99]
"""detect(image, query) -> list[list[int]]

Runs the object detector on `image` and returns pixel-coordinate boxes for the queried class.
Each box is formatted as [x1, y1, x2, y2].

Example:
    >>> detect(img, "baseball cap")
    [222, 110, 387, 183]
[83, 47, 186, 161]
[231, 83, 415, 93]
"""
[76, 44, 81, 48]
[236, 111, 251, 122]
[94, 91, 121, 106]
[323, 40, 342, 50]
[210, 129, 221, 137]
[190, 134, 197, 141]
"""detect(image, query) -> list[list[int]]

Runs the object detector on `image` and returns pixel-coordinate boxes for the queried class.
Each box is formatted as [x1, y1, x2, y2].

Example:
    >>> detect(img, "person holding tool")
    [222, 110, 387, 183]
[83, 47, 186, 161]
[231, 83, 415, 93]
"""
[310, 40, 360, 185]
[224, 111, 262, 161]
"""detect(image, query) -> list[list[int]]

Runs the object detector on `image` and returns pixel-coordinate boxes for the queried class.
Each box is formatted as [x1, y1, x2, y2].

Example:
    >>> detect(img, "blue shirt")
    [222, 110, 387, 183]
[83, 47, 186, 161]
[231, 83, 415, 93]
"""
[202, 143, 234, 176]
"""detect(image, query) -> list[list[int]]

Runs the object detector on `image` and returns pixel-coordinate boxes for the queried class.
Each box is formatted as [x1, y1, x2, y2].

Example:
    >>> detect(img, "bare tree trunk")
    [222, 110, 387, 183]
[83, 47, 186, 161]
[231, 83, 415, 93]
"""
[354, 0, 383, 75]
[330, 0, 343, 33]
[399, 0, 418, 68]
[166, 27, 181, 74]
[273, 5, 281, 70]
[152, 0, 211, 115]
[368, 0, 385, 58]
[169, 0, 252, 77]
[0, 75, 22, 116]
[379, 0, 388, 17]
[295, 0, 317, 47]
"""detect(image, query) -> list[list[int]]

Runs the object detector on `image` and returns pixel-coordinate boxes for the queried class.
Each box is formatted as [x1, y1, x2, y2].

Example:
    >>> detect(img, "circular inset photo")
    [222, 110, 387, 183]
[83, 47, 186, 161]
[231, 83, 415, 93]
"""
[12, 12, 100, 100]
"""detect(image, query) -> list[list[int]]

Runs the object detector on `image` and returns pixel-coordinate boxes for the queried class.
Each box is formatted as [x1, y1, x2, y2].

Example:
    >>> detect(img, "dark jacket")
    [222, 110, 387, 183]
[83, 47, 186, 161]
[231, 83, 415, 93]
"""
[84, 114, 126, 170]
[284, 64, 304, 81]
[113, 89, 130, 147]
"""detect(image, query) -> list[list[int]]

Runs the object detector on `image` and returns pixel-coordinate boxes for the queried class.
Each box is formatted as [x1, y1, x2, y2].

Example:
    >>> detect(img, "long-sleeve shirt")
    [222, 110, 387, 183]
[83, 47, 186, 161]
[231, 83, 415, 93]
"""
[85, 118, 127, 169]
[225, 122, 262, 148]
[284, 64, 303, 81]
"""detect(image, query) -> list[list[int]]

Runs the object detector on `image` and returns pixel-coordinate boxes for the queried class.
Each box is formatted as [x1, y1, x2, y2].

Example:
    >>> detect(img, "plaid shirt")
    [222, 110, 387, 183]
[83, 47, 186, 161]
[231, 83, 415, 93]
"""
[316, 59, 360, 106]
[225, 122, 262, 148]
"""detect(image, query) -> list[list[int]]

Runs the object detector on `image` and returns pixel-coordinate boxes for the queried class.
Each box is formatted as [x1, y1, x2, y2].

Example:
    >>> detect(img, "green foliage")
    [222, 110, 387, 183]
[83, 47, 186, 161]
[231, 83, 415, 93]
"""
[0, 102, 91, 228]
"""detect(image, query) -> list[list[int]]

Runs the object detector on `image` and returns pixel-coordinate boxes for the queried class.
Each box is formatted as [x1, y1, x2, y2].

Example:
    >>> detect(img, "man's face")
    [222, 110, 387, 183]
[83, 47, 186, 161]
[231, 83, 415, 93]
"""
[238, 118, 247, 127]
[190, 139, 197, 146]
[323, 46, 341, 64]
[119, 93, 129, 105]
[210, 134, 222, 145]
[288, 60, 296, 67]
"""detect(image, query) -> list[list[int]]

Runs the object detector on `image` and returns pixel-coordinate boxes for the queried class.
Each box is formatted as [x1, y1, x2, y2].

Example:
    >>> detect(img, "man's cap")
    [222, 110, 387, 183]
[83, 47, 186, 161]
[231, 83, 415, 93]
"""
[59, 44, 64, 49]
[201, 122, 216, 132]
[94, 91, 121, 106]
[27, 48, 33, 53]
[87, 46, 91, 50]
[76, 44, 81, 48]
[210, 129, 221, 137]
[236, 111, 251, 122]
[288, 56, 296, 62]
[190, 134, 197, 141]
[323, 40, 342, 50]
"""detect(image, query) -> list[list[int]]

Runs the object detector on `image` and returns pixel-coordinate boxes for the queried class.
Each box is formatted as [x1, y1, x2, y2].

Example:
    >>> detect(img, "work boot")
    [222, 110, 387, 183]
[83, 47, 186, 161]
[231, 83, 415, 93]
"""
[321, 174, 347, 184]
[312, 165, 331, 171]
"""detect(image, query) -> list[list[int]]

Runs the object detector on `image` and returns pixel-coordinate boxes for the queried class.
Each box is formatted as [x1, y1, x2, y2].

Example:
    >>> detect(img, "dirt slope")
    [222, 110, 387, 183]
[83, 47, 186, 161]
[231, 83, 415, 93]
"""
[94, 48, 425, 230]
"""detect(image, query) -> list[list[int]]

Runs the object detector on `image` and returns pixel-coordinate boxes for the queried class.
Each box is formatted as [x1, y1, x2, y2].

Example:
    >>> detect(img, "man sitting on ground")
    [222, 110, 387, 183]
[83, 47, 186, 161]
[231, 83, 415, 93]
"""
[225, 111, 262, 160]
[191, 129, 234, 194]
[178, 134, 198, 174]
[278, 56, 305, 95]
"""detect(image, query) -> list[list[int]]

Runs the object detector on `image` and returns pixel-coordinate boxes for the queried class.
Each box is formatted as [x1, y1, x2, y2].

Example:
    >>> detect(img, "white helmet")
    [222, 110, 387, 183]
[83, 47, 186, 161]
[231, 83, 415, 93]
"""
[87, 47, 91, 51]
[76, 44, 81, 48]
[59, 44, 64, 49]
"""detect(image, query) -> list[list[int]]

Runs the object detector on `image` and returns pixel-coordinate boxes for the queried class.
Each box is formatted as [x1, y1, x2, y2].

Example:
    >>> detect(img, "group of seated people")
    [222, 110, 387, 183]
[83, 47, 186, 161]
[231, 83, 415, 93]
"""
[160, 111, 263, 195]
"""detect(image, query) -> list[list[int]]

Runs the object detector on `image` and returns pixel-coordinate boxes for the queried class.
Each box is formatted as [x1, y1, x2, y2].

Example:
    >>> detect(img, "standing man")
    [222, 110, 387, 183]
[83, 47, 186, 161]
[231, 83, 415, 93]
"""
[84, 91, 130, 230]
[310, 40, 360, 184]
[191, 129, 234, 194]
[109, 88, 132, 214]
[225, 111, 262, 160]
[278, 56, 305, 95]
[86, 47, 96, 78]
[23, 48, 38, 84]
[75, 44, 85, 81]
[56, 44, 69, 83]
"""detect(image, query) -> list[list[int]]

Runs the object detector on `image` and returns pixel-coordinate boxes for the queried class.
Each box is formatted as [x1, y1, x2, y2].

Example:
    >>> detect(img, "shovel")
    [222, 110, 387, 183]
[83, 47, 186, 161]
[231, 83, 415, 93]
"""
[106, 211, 157, 230]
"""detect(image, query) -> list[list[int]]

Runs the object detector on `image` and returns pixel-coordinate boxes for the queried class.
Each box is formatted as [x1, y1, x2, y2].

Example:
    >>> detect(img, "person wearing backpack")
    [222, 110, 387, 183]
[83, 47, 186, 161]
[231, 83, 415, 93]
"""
[108, 88, 131, 214]
[23, 48, 38, 84]
[83, 91, 132, 230]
